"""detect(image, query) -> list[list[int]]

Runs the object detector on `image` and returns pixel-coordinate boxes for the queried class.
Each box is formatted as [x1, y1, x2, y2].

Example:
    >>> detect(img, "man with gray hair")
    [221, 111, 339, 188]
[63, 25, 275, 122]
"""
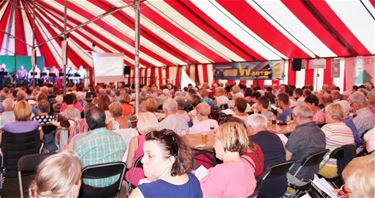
[285, 103, 325, 187]
[158, 98, 189, 134]
[349, 91, 375, 137]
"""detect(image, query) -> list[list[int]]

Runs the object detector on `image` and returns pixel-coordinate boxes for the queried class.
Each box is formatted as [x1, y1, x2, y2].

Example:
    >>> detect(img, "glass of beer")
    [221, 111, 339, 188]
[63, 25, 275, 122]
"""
[201, 133, 208, 145]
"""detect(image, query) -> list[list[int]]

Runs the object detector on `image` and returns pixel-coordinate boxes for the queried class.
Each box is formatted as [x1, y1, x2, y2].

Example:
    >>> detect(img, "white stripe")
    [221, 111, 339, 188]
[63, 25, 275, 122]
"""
[192, 0, 283, 60]
[190, 65, 196, 82]
[169, 67, 177, 85]
[362, 0, 375, 18]
[326, 0, 375, 54]
[295, 69, 305, 88]
[1, 10, 15, 56]
[108, 1, 212, 64]
[162, 67, 166, 85]
[197, 64, 204, 84]
[146, 1, 244, 62]
[255, 0, 336, 57]
[246, 80, 252, 88]
[332, 59, 345, 92]
[279, 60, 288, 85]
[314, 68, 325, 91]
[207, 64, 214, 86]
[264, 80, 273, 86]
[246, 1, 315, 58]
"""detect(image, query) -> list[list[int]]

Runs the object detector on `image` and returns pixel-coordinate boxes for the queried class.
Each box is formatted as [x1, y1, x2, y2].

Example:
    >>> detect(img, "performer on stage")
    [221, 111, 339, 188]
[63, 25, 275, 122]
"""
[77, 65, 87, 86]
[0, 64, 7, 89]
[51, 66, 59, 77]
[29, 65, 41, 79]
[41, 67, 50, 84]
[16, 66, 28, 79]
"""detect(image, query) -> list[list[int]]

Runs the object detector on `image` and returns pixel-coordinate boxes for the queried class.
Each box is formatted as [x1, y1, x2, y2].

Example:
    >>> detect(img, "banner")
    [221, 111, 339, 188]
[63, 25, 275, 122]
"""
[213, 60, 284, 80]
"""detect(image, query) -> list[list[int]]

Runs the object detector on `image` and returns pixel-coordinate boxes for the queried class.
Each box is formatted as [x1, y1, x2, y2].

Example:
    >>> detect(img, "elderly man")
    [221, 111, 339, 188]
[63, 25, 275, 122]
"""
[73, 107, 125, 189]
[158, 98, 189, 134]
[285, 103, 326, 187]
[0, 98, 15, 128]
[349, 91, 375, 137]
[189, 102, 218, 134]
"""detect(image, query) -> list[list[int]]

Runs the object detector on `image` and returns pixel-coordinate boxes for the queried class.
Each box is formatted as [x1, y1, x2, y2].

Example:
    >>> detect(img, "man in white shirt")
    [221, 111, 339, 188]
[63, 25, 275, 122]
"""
[158, 98, 189, 134]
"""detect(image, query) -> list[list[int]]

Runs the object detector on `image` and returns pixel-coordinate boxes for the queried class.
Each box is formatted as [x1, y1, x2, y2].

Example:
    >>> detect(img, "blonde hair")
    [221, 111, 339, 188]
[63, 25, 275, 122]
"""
[29, 150, 82, 198]
[137, 112, 158, 134]
[196, 102, 211, 116]
[109, 102, 123, 118]
[346, 158, 375, 198]
[216, 122, 249, 154]
[325, 103, 344, 121]
[14, 100, 32, 121]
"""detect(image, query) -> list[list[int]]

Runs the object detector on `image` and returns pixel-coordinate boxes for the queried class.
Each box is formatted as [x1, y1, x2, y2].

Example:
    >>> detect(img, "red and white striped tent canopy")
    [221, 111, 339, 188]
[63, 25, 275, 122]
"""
[0, 0, 374, 89]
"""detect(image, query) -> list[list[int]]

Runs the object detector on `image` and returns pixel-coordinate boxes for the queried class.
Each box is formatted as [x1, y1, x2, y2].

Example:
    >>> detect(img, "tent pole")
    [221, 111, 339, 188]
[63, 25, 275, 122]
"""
[62, 0, 67, 95]
[31, 2, 36, 87]
[134, 0, 140, 116]
[13, 1, 16, 88]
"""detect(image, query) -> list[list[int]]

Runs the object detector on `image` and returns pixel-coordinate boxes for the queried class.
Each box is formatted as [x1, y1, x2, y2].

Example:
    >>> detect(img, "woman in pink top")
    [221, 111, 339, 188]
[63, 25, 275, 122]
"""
[125, 112, 159, 186]
[200, 122, 256, 197]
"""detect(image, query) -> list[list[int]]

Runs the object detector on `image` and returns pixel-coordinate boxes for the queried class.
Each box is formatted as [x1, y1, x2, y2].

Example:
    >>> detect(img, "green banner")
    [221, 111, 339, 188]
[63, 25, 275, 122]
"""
[0, 55, 45, 73]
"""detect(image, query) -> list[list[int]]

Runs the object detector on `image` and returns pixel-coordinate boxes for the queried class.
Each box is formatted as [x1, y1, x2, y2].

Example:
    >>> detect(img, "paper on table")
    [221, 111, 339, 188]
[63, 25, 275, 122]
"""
[300, 193, 312, 198]
[221, 109, 234, 115]
[312, 175, 338, 198]
[194, 165, 209, 180]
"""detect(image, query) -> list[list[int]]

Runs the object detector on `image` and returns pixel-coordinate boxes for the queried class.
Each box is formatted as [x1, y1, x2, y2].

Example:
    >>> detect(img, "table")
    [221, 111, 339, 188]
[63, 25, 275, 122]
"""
[183, 132, 217, 169]
[267, 123, 296, 135]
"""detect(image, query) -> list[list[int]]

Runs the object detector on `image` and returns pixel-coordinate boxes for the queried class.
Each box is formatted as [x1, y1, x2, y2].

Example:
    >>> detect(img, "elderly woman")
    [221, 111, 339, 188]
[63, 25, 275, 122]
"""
[32, 99, 55, 125]
[319, 103, 354, 178]
[59, 94, 81, 121]
[214, 87, 228, 108]
[29, 150, 82, 198]
[0, 98, 15, 128]
[107, 102, 129, 130]
[125, 112, 159, 186]
[3, 100, 39, 134]
[119, 92, 134, 116]
[200, 122, 256, 197]
[130, 129, 202, 197]
[189, 103, 218, 134]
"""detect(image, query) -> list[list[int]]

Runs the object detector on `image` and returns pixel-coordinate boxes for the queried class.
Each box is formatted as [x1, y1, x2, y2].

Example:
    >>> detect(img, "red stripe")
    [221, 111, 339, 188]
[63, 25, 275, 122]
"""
[239, 80, 247, 85]
[304, 60, 314, 87]
[166, 0, 263, 61]
[150, 67, 155, 85]
[0, 3, 11, 52]
[202, 64, 208, 83]
[272, 80, 279, 86]
[195, 65, 200, 85]
[158, 67, 163, 86]
[175, 66, 181, 88]
[15, 1, 27, 55]
[323, 58, 333, 85]
[217, 0, 310, 58]
[282, 0, 351, 56]
[144, 68, 148, 85]
[186, 66, 190, 77]
[166, 67, 170, 84]
[371, 0, 375, 8]
[308, 1, 370, 55]
[140, 4, 228, 63]
[287, 59, 296, 86]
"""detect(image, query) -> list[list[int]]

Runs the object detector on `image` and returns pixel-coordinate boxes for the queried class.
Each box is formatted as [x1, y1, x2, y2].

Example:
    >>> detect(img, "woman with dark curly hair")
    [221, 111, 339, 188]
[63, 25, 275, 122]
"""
[129, 129, 202, 198]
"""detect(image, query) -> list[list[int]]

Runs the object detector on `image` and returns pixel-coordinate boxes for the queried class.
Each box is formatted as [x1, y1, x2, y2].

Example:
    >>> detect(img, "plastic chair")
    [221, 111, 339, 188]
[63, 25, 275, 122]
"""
[249, 160, 294, 198]
[17, 153, 54, 198]
[320, 144, 356, 187]
[289, 149, 329, 197]
[79, 161, 126, 198]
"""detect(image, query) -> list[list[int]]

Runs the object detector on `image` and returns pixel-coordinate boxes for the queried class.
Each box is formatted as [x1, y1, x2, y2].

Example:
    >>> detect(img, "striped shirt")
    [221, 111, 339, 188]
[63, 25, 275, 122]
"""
[321, 122, 354, 166]
[74, 127, 126, 187]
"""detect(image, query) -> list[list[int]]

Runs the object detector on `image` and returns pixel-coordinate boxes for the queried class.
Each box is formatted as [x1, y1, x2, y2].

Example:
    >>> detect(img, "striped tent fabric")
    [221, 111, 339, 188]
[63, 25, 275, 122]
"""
[0, 0, 374, 90]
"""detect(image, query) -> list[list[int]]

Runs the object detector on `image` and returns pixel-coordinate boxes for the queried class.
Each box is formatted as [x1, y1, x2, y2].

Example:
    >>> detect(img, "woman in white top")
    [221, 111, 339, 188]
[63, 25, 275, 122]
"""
[189, 103, 218, 134]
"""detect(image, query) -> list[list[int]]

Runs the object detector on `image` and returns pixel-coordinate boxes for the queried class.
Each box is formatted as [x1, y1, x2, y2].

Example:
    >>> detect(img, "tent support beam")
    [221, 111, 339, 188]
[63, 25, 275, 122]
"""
[62, 0, 67, 95]
[134, 0, 140, 116]
[36, 4, 132, 48]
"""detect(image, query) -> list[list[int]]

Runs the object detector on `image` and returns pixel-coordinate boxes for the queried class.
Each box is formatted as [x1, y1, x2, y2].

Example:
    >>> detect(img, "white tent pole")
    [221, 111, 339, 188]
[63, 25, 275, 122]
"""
[62, 0, 68, 95]
[134, 0, 140, 116]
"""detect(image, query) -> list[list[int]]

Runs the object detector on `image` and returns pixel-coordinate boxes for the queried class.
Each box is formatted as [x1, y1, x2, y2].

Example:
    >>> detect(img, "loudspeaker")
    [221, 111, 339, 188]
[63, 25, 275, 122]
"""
[124, 66, 131, 75]
[292, 59, 302, 71]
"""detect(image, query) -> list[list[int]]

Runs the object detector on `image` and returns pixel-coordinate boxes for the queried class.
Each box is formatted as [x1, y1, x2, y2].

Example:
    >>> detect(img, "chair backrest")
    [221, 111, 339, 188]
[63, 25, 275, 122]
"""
[330, 144, 356, 175]
[41, 124, 57, 135]
[81, 161, 126, 197]
[17, 153, 54, 198]
[301, 149, 329, 168]
[1, 128, 41, 177]
[249, 161, 294, 198]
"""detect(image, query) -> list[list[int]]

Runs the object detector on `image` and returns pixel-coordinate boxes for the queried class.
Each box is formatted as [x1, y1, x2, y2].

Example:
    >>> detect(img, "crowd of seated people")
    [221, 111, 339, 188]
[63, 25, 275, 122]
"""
[0, 81, 374, 197]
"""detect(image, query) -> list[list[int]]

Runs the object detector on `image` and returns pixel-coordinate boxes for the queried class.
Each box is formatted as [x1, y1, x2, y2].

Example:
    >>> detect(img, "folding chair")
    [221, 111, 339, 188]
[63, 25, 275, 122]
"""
[17, 153, 54, 198]
[126, 156, 143, 197]
[320, 144, 356, 188]
[289, 149, 329, 197]
[249, 160, 294, 198]
[79, 161, 126, 198]
[41, 124, 58, 152]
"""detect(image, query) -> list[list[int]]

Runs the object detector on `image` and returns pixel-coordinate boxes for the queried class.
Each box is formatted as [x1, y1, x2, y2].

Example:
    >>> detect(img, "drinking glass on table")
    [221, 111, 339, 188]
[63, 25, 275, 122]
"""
[201, 133, 208, 145]
[209, 124, 215, 131]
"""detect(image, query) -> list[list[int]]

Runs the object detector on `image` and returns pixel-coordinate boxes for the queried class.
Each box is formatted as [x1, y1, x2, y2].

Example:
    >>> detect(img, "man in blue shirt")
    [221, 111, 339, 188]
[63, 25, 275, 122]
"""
[277, 93, 293, 123]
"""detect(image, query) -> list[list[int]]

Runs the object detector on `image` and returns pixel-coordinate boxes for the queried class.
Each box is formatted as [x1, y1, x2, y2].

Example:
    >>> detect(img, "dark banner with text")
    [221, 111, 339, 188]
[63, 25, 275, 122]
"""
[213, 60, 284, 80]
